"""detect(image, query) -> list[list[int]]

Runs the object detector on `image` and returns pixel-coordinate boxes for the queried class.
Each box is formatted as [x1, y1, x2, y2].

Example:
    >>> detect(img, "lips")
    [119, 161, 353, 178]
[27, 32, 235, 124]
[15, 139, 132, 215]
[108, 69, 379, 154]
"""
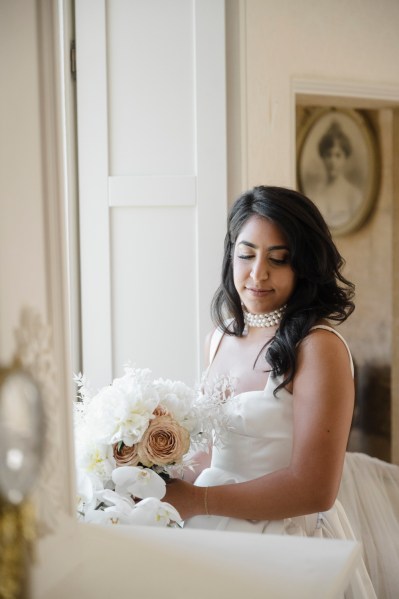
[245, 287, 273, 296]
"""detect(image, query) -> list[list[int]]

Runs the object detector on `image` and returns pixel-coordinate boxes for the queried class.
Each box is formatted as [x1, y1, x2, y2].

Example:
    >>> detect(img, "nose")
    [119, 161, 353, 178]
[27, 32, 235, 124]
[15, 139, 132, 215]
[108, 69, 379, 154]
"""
[250, 259, 269, 283]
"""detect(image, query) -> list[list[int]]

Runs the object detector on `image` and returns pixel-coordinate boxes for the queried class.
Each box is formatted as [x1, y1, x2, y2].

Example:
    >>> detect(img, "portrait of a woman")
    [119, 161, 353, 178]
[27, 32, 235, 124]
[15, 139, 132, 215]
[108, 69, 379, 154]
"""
[297, 109, 377, 235]
[314, 121, 363, 228]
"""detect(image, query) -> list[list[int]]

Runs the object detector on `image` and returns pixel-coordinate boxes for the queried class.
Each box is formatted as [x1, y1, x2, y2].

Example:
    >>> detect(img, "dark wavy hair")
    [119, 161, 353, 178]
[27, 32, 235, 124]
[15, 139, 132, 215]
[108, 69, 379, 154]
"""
[211, 186, 355, 394]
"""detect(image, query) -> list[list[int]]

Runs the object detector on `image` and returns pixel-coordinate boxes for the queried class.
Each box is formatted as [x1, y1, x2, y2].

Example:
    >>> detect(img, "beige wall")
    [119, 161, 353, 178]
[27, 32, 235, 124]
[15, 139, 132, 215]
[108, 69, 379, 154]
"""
[242, 0, 399, 187]
[0, 0, 75, 525]
[336, 109, 393, 367]
[0, 0, 48, 362]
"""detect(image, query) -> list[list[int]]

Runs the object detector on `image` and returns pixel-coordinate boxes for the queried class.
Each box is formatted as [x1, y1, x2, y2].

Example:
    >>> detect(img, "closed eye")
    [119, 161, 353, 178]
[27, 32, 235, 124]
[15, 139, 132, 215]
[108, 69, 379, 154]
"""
[269, 257, 289, 265]
[237, 254, 254, 260]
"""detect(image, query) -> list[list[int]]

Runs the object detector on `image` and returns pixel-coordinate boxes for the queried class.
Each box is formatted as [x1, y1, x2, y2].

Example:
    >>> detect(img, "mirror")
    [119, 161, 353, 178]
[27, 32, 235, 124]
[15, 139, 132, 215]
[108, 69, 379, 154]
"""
[0, 365, 45, 505]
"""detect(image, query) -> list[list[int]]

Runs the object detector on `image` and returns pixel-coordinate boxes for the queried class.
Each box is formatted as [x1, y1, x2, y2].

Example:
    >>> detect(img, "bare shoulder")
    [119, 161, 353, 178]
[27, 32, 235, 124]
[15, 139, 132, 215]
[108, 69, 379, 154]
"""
[297, 325, 352, 378]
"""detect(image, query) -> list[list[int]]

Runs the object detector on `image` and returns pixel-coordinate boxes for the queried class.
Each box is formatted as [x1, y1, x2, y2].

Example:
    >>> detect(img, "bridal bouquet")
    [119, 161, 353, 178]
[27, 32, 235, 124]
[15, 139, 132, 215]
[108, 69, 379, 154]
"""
[74, 366, 230, 527]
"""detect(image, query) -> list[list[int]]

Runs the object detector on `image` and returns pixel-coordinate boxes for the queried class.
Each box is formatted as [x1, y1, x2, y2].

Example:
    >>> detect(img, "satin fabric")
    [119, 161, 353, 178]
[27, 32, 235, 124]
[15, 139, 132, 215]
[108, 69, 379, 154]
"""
[184, 325, 399, 598]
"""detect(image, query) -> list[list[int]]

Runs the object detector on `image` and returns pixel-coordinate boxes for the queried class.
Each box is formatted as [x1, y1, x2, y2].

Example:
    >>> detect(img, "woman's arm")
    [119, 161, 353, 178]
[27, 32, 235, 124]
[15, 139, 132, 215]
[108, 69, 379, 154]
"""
[163, 329, 354, 520]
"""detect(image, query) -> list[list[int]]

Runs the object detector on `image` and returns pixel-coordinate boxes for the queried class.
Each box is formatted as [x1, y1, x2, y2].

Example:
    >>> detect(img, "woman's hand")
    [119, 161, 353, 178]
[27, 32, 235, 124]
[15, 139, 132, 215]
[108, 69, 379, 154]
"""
[163, 479, 206, 521]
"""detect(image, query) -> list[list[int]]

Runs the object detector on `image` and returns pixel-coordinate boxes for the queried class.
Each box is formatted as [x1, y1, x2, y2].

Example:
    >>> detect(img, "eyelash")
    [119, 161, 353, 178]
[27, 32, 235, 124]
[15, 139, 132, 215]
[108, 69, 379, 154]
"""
[237, 255, 289, 265]
[270, 257, 289, 265]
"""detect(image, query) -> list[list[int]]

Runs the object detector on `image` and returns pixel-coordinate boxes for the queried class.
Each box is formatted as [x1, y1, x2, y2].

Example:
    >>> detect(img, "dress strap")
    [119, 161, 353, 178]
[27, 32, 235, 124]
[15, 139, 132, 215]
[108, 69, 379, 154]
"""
[209, 327, 226, 365]
[310, 325, 354, 378]
[208, 318, 235, 365]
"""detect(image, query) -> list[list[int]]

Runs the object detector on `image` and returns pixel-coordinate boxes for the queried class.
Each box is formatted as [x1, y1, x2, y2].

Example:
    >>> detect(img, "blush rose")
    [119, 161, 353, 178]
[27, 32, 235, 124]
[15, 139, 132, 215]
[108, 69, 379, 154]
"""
[137, 412, 190, 467]
[113, 441, 140, 467]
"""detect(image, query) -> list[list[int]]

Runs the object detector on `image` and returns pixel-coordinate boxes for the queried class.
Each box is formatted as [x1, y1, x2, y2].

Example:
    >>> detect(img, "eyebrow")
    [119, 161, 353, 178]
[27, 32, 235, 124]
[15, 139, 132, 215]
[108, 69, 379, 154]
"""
[237, 241, 289, 251]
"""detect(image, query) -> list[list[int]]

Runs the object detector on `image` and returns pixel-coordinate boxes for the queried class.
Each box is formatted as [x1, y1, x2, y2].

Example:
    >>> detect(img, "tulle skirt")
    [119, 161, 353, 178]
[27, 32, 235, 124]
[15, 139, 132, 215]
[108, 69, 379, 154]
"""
[337, 452, 399, 599]
[186, 452, 399, 598]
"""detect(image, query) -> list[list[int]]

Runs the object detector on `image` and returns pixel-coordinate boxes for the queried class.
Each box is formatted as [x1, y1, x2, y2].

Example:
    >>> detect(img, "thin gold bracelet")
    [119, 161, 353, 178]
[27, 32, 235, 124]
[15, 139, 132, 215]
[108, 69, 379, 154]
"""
[204, 486, 209, 516]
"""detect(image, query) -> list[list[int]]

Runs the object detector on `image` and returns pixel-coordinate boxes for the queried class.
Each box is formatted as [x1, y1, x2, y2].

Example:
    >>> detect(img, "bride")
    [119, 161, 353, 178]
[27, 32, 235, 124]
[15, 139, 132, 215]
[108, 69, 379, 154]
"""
[164, 186, 396, 598]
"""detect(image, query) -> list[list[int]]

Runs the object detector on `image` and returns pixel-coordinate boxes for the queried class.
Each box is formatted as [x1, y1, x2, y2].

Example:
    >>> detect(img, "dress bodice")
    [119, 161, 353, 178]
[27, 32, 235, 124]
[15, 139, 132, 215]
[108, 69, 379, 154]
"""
[209, 377, 293, 481]
[199, 323, 353, 484]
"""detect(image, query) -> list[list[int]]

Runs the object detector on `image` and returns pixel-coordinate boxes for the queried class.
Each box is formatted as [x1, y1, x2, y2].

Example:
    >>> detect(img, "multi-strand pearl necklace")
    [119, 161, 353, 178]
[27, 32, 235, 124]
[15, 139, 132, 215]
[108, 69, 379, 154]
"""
[243, 304, 287, 328]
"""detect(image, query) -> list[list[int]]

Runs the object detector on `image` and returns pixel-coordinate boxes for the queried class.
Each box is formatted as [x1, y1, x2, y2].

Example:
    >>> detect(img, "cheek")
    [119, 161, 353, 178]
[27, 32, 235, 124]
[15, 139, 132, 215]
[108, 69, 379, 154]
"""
[278, 269, 296, 293]
[288, 272, 297, 294]
[232, 258, 246, 286]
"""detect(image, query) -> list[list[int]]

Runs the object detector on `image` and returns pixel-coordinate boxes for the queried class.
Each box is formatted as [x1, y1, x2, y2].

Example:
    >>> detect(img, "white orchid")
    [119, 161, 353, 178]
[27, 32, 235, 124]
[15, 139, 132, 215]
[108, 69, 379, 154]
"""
[127, 497, 182, 527]
[112, 466, 166, 500]
[85, 488, 136, 526]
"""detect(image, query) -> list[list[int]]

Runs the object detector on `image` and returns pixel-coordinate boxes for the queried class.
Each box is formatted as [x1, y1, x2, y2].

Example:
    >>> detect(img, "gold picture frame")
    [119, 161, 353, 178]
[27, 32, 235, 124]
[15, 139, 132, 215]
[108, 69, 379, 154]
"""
[297, 108, 380, 236]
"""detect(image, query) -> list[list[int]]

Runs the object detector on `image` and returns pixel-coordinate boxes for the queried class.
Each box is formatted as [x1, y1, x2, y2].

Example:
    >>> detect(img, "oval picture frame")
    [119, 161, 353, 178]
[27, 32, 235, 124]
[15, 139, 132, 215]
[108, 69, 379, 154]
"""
[297, 107, 380, 236]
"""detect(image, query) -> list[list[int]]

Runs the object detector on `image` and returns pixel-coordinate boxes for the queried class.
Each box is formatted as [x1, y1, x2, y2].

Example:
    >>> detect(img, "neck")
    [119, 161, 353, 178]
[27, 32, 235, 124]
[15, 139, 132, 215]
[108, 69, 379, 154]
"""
[243, 305, 286, 328]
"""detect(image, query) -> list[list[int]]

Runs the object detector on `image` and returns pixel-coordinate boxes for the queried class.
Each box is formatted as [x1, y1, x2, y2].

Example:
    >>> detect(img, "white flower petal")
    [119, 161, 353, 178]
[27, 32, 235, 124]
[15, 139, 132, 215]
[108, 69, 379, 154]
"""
[128, 497, 181, 527]
[85, 506, 131, 526]
[111, 466, 136, 487]
[76, 468, 94, 504]
[98, 489, 136, 514]
[76, 470, 104, 515]
[129, 469, 166, 500]
[112, 466, 166, 500]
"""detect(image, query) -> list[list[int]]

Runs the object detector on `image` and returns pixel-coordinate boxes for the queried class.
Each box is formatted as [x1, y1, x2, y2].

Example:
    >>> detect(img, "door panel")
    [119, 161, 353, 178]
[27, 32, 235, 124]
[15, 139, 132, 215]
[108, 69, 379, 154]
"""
[76, 0, 227, 389]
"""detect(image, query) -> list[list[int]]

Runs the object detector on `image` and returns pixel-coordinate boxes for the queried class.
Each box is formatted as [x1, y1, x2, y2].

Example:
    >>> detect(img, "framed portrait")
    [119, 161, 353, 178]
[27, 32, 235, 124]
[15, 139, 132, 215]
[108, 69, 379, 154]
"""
[297, 108, 380, 236]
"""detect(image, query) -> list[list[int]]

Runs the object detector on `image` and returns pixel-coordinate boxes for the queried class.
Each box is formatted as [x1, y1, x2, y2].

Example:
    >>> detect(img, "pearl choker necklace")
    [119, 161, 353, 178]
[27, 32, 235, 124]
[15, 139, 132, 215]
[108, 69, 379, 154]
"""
[243, 305, 286, 328]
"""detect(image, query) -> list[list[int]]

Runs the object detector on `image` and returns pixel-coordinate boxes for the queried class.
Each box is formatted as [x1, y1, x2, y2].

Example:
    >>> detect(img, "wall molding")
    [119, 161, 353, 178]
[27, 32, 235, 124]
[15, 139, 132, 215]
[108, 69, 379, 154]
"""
[293, 78, 399, 106]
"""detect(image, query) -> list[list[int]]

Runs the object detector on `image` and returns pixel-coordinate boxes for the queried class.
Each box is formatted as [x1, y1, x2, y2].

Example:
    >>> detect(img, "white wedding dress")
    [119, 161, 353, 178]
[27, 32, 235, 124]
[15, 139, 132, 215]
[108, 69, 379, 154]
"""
[185, 325, 399, 598]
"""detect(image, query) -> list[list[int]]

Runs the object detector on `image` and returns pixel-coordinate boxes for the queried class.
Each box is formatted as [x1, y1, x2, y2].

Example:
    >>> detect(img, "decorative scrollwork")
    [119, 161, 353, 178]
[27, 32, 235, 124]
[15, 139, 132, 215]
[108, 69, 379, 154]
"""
[14, 308, 66, 536]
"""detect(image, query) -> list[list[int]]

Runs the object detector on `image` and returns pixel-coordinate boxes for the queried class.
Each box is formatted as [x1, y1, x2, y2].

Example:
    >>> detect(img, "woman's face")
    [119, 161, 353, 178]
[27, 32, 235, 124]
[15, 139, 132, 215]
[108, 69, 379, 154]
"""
[323, 142, 347, 181]
[233, 215, 296, 315]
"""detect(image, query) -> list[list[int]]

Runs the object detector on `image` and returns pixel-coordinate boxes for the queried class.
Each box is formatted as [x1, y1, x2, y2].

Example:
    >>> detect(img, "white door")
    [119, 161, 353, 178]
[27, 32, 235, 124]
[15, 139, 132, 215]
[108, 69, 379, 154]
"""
[75, 0, 227, 390]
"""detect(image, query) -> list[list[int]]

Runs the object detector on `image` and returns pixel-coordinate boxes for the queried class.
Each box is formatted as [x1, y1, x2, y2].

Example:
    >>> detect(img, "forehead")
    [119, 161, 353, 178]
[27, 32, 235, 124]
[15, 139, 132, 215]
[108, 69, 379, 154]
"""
[328, 141, 345, 152]
[236, 215, 288, 247]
